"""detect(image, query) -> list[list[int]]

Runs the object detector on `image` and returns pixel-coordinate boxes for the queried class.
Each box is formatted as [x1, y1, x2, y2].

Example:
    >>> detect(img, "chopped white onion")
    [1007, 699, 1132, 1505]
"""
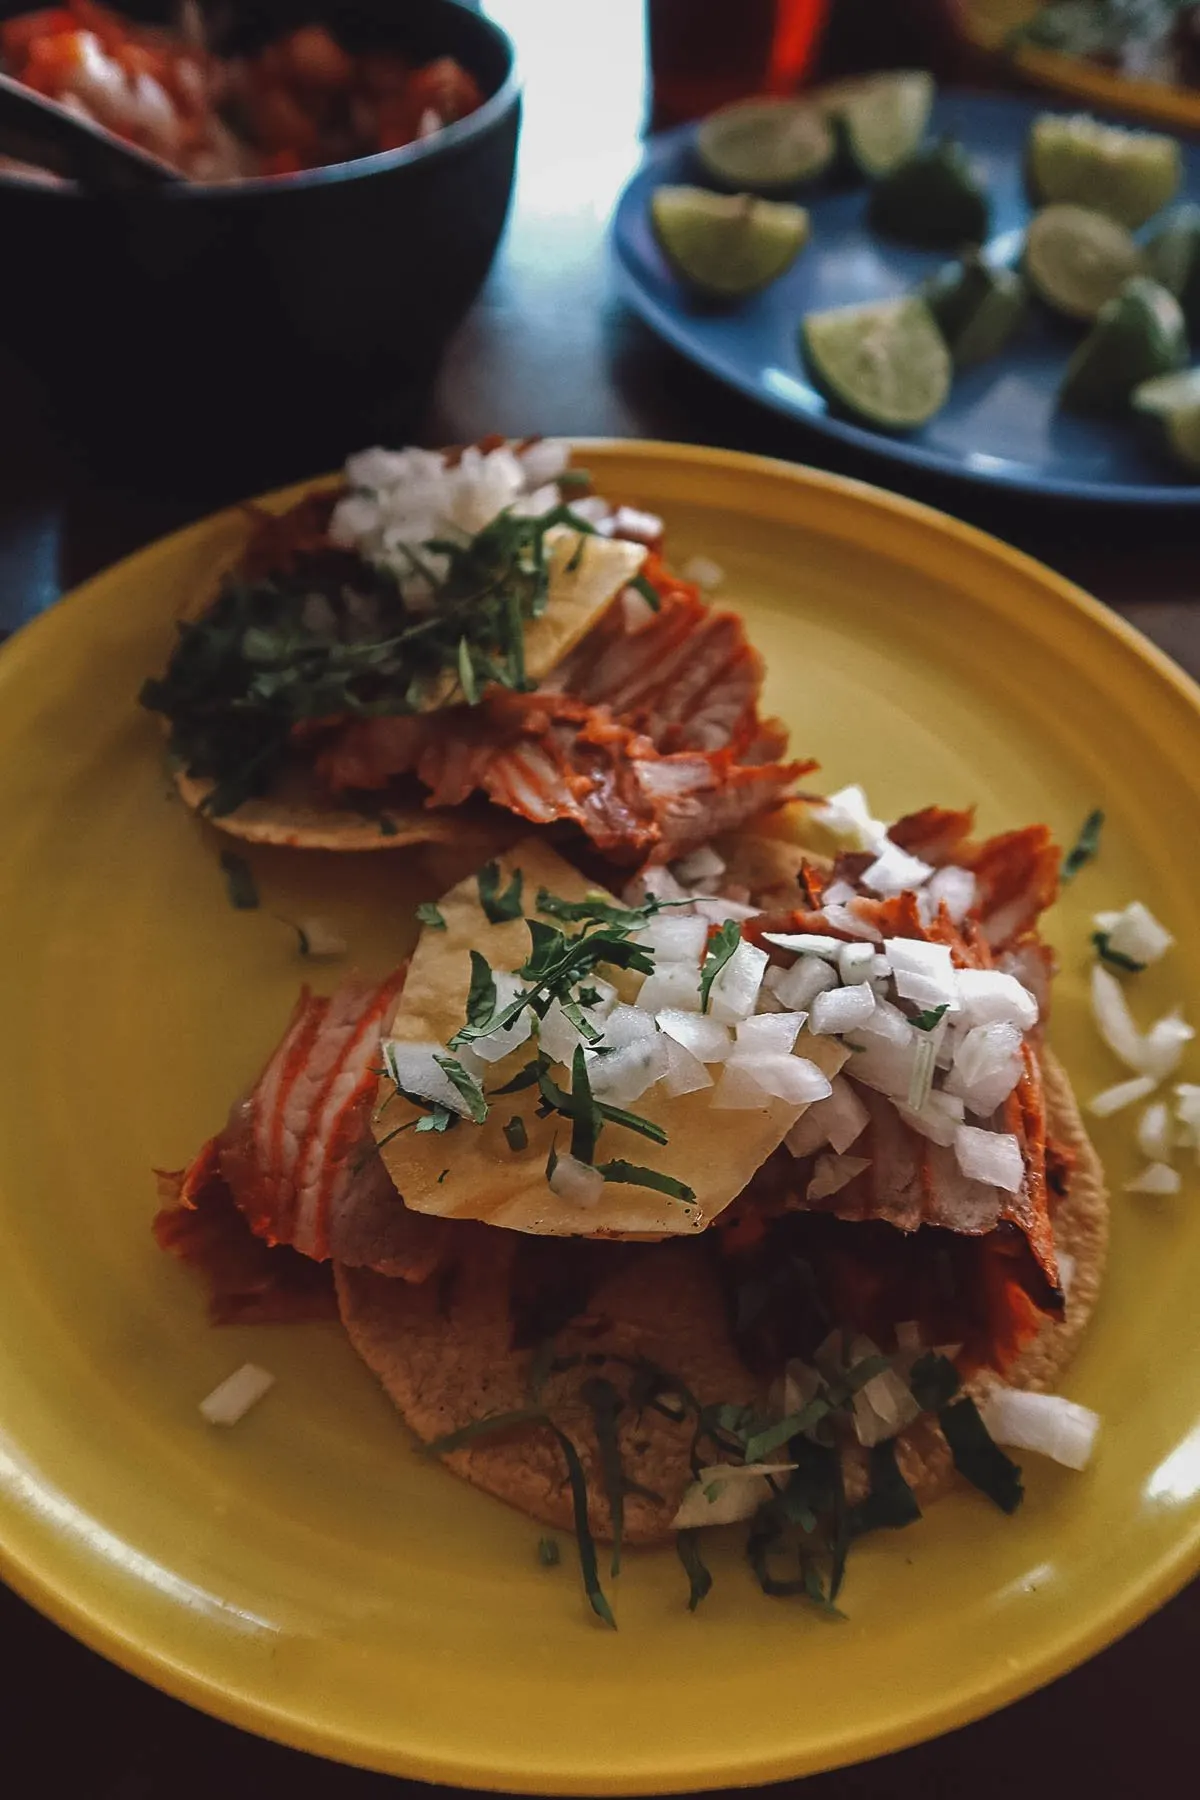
[853, 1364, 922, 1447]
[679, 553, 725, 592]
[844, 1031, 918, 1101]
[762, 932, 843, 959]
[200, 1363, 275, 1426]
[713, 1054, 832, 1109]
[822, 902, 883, 942]
[1140, 1011, 1195, 1081]
[1088, 1073, 1156, 1118]
[924, 865, 976, 925]
[765, 956, 840, 1012]
[1124, 1161, 1181, 1195]
[735, 1012, 805, 1056]
[1056, 1250, 1076, 1299]
[954, 1125, 1024, 1193]
[586, 1035, 668, 1106]
[945, 1020, 1024, 1116]
[672, 1465, 795, 1529]
[809, 784, 888, 853]
[635, 914, 709, 963]
[978, 1388, 1100, 1470]
[672, 843, 725, 885]
[468, 971, 533, 1063]
[807, 1152, 870, 1201]
[1094, 900, 1174, 968]
[837, 941, 877, 986]
[383, 1041, 477, 1118]
[1090, 963, 1146, 1073]
[856, 995, 914, 1048]
[708, 939, 769, 1025]
[785, 1075, 870, 1158]
[656, 1009, 732, 1062]
[954, 969, 1039, 1032]
[810, 983, 876, 1035]
[611, 504, 663, 546]
[517, 437, 572, 487]
[662, 1032, 713, 1096]
[861, 841, 934, 897]
[538, 996, 610, 1066]
[567, 493, 611, 526]
[822, 879, 858, 906]
[884, 937, 958, 1009]
[628, 865, 690, 906]
[897, 1087, 965, 1147]
[692, 896, 761, 925]
[781, 1358, 822, 1416]
[637, 962, 703, 1014]
[597, 1002, 656, 1050]
[548, 1152, 605, 1206]
[291, 916, 347, 960]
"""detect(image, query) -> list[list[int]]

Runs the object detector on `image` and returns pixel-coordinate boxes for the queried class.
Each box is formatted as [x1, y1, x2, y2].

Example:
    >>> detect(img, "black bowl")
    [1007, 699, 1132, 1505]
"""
[0, 0, 520, 484]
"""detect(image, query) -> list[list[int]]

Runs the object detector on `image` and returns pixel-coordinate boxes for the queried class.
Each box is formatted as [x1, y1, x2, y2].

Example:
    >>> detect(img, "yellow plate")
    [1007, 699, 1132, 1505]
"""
[962, 0, 1200, 134]
[1, 442, 1199, 1790]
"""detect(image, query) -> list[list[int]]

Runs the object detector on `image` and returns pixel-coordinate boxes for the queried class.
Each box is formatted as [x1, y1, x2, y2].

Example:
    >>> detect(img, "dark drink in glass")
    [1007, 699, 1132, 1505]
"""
[646, 0, 830, 130]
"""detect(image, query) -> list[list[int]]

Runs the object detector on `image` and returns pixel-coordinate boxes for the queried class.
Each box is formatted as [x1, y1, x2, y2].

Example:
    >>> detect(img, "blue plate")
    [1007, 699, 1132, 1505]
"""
[612, 90, 1200, 505]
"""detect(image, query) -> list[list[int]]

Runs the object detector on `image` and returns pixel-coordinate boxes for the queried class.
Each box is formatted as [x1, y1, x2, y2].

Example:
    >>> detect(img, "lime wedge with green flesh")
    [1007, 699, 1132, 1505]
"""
[815, 69, 935, 178]
[1144, 203, 1200, 334]
[1025, 203, 1143, 321]
[650, 186, 810, 299]
[1027, 112, 1182, 229]
[802, 295, 952, 431]
[696, 98, 835, 194]
[868, 138, 989, 249]
[923, 252, 1027, 367]
[1059, 277, 1187, 416]
[1132, 367, 1200, 472]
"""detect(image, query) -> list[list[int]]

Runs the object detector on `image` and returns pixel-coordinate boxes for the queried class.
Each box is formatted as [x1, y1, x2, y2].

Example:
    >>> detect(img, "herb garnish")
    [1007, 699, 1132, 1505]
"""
[675, 1530, 713, 1611]
[629, 572, 662, 613]
[699, 919, 740, 1013]
[504, 1115, 529, 1152]
[219, 850, 259, 911]
[846, 1441, 921, 1538]
[1061, 807, 1104, 882]
[538, 1536, 561, 1567]
[478, 861, 524, 924]
[910, 1003, 949, 1032]
[1091, 930, 1145, 973]
[939, 1397, 1024, 1514]
[434, 1054, 488, 1124]
[416, 901, 447, 930]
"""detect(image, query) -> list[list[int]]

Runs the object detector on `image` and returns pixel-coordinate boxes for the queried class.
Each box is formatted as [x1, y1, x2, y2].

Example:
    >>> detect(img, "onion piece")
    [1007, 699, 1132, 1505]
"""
[679, 553, 725, 592]
[662, 1032, 713, 1096]
[621, 586, 657, 633]
[469, 970, 535, 1063]
[708, 939, 769, 1025]
[954, 969, 1038, 1032]
[978, 1388, 1100, 1470]
[672, 1465, 796, 1529]
[597, 1003, 656, 1050]
[1140, 1011, 1195, 1081]
[626, 865, 689, 906]
[200, 1363, 275, 1427]
[1088, 1073, 1156, 1118]
[586, 1035, 668, 1106]
[838, 942, 877, 986]
[637, 962, 703, 1014]
[765, 955, 839, 1011]
[673, 844, 725, 885]
[809, 784, 888, 853]
[735, 1012, 806, 1056]
[517, 436, 572, 486]
[822, 902, 883, 942]
[656, 1009, 732, 1062]
[383, 1041, 477, 1118]
[548, 1152, 605, 1206]
[693, 896, 761, 925]
[1094, 900, 1174, 968]
[785, 1074, 870, 1158]
[810, 983, 876, 1035]
[853, 1364, 922, 1447]
[807, 1152, 870, 1201]
[822, 879, 857, 906]
[954, 1125, 1024, 1193]
[897, 1087, 965, 1147]
[861, 841, 934, 897]
[1124, 1161, 1181, 1195]
[1090, 963, 1146, 1073]
[611, 504, 663, 546]
[944, 1020, 1024, 1116]
[781, 1358, 822, 1416]
[763, 932, 843, 959]
[923, 865, 976, 925]
[636, 914, 709, 962]
[884, 936, 957, 1009]
[1057, 1250, 1076, 1299]
[713, 1054, 832, 1109]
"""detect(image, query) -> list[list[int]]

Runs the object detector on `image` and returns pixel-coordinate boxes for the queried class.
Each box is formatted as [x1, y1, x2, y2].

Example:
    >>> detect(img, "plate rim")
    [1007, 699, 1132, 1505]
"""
[613, 97, 1200, 508]
[2, 438, 1200, 1791]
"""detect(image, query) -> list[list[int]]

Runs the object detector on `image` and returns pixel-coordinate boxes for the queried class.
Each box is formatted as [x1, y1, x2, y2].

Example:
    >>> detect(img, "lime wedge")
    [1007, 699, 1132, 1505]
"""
[801, 295, 952, 431]
[1059, 277, 1187, 416]
[1025, 203, 1143, 321]
[696, 98, 835, 194]
[868, 139, 989, 249]
[923, 252, 1027, 367]
[1027, 113, 1182, 230]
[815, 69, 935, 178]
[1132, 367, 1200, 473]
[650, 185, 810, 299]
[1144, 203, 1200, 333]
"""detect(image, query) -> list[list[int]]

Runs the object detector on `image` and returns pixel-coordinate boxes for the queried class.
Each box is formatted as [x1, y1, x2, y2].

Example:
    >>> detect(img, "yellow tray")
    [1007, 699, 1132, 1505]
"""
[0, 441, 1198, 1789]
[962, 0, 1200, 133]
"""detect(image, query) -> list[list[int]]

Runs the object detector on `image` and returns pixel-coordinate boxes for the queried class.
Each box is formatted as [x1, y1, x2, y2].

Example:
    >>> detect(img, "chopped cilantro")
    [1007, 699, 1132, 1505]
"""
[434, 1054, 488, 1124]
[414, 1105, 456, 1135]
[910, 1003, 949, 1032]
[1061, 808, 1104, 882]
[597, 1160, 696, 1203]
[550, 1423, 616, 1628]
[699, 919, 740, 1013]
[437, 1168, 449, 1184]
[504, 1115, 528, 1152]
[629, 572, 661, 612]
[463, 949, 499, 1031]
[675, 1530, 712, 1612]
[908, 1351, 961, 1412]
[846, 1441, 921, 1538]
[219, 850, 259, 911]
[939, 1396, 1023, 1514]
[1092, 931, 1145, 973]
[415, 901, 447, 930]
[478, 861, 525, 924]
[538, 1536, 561, 1568]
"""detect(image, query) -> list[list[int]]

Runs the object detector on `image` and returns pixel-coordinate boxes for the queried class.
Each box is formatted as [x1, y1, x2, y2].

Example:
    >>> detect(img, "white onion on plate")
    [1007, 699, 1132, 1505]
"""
[586, 1036, 668, 1106]
[1140, 1012, 1195, 1081]
[656, 1009, 732, 1062]
[673, 844, 725, 885]
[693, 896, 762, 925]
[635, 914, 709, 962]
[954, 969, 1038, 1032]
[637, 962, 703, 1014]
[822, 902, 883, 942]
[810, 982, 876, 1035]
[548, 1152, 605, 1206]
[944, 1020, 1024, 1116]
[736, 1012, 806, 1055]
[672, 1464, 796, 1529]
[885, 937, 957, 1009]
[1090, 963, 1146, 1072]
[679, 554, 725, 592]
[598, 1003, 656, 1049]
[662, 1032, 713, 1096]
[1088, 1073, 1156, 1118]
[199, 1363, 275, 1427]
[713, 1054, 832, 1109]
[708, 939, 769, 1025]
[765, 955, 839, 1011]
[1124, 1161, 1181, 1195]
[978, 1388, 1100, 1470]
[838, 941, 877, 985]
[1093, 900, 1174, 967]
[807, 1152, 870, 1201]
[763, 932, 843, 959]
[383, 1041, 477, 1117]
[852, 1364, 922, 1447]
[860, 841, 934, 898]
[809, 784, 888, 853]
[954, 1125, 1024, 1193]
[923, 865, 976, 924]
[784, 1074, 870, 1158]
[458, 971, 533, 1064]
[897, 1086, 966, 1147]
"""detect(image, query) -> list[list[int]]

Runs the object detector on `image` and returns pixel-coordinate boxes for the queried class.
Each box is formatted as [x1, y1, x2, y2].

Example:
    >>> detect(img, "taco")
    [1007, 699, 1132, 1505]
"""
[157, 810, 1107, 1615]
[141, 440, 807, 862]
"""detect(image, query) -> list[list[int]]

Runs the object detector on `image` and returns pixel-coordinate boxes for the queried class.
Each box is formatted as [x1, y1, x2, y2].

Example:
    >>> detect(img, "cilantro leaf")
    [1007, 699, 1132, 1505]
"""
[908, 1351, 960, 1413]
[939, 1397, 1023, 1514]
[538, 1536, 561, 1568]
[910, 1003, 949, 1032]
[699, 919, 740, 1013]
[463, 949, 499, 1032]
[490, 1054, 549, 1095]
[434, 1054, 488, 1125]
[457, 635, 479, 705]
[1092, 931, 1146, 973]
[596, 1160, 696, 1203]
[550, 1423, 616, 1628]
[415, 901, 447, 930]
[504, 1115, 528, 1152]
[581, 1375, 627, 1575]
[478, 861, 524, 924]
[568, 1045, 601, 1164]
[675, 1529, 712, 1612]
[629, 572, 661, 612]
[1061, 808, 1104, 882]
[414, 1104, 456, 1134]
[219, 850, 259, 911]
[846, 1440, 921, 1538]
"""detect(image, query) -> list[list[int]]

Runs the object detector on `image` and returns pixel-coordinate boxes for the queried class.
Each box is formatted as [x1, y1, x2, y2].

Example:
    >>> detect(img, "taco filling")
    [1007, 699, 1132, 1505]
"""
[157, 808, 1107, 1621]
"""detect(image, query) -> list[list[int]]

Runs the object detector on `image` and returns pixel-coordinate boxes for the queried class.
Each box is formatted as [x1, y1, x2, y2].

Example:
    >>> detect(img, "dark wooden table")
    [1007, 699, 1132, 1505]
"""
[2, 2, 1197, 1793]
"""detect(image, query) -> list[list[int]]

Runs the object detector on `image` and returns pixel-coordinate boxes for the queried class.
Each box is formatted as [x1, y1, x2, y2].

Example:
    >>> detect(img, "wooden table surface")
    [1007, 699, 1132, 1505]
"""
[2, 2, 1197, 1793]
